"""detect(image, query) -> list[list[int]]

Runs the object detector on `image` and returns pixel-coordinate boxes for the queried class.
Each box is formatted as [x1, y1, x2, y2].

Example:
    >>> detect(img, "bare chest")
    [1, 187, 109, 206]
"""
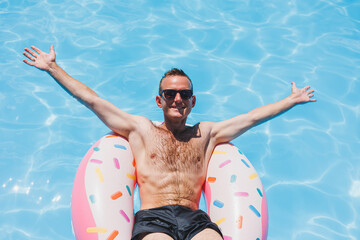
[145, 127, 206, 173]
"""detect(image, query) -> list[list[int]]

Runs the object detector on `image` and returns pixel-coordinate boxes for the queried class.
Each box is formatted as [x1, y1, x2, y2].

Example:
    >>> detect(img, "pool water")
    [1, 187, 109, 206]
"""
[1, 0, 360, 239]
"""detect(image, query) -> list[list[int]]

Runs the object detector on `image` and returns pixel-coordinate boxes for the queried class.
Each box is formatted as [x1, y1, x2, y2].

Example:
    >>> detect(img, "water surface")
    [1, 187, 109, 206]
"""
[1, 0, 359, 239]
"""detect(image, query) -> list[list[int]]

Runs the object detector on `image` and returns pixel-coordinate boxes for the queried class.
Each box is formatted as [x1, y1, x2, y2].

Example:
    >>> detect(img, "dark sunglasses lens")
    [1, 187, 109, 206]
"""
[163, 90, 177, 99]
[180, 90, 192, 99]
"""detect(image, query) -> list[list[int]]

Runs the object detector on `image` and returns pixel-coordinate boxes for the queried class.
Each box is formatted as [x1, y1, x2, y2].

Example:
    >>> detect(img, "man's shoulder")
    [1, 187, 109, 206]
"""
[194, 121, 216, 135]
[197, 121, 215, 129]
[131, 115, 154, 131]
[132, 115, 151, 123]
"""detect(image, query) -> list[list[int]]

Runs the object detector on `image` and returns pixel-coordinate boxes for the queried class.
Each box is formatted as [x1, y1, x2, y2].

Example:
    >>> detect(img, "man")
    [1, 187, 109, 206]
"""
[23, 45, 316, 240]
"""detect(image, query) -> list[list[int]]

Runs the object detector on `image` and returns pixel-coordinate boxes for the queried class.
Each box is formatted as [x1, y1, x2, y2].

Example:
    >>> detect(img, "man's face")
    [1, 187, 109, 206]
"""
[156, 75, 196, 121]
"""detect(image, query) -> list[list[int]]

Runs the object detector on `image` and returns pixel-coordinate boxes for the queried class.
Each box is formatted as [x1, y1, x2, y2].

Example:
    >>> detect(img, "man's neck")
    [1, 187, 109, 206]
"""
[162, 118, 187, 134]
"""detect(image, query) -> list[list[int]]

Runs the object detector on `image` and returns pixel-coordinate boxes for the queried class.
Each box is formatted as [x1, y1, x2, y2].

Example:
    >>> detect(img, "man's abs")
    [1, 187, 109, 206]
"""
[138, 169, 206, 210]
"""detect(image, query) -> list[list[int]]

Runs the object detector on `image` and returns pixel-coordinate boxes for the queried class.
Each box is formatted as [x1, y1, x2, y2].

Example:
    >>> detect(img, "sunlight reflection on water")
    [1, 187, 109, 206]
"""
[1, 0, 360, 239]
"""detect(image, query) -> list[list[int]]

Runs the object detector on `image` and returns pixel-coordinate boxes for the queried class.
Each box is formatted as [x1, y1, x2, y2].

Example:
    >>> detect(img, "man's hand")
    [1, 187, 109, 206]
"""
[290, 82, 317, 104]
[23, 45, 56, 71]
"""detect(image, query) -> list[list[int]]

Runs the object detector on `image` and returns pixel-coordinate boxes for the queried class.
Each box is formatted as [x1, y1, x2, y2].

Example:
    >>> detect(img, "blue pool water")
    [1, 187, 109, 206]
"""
[1, 0, 360, 239]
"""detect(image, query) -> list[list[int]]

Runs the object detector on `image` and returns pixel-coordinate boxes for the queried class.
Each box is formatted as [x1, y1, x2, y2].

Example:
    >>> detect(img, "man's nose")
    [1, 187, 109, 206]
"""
[174, 92, 182, 102]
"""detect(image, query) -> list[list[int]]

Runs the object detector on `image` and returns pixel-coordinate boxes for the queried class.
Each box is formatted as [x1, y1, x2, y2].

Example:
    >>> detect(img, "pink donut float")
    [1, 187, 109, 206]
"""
[71, 133, 268, 240]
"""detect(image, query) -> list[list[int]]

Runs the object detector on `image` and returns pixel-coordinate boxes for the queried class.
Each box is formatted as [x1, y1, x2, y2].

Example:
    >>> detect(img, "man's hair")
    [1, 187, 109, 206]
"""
[158, 68, 193, 94]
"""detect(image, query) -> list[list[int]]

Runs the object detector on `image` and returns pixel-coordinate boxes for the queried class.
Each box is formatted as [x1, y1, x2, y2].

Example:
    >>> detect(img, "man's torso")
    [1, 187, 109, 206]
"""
[128, 119, 215, 210]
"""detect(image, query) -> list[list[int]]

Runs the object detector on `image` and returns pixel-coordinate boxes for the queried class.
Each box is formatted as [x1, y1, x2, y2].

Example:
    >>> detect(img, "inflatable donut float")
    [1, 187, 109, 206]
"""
[71, 132, 268, 240]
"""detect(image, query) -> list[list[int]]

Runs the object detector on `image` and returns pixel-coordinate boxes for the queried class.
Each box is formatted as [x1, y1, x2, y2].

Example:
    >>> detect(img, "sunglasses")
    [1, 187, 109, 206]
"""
[160, 89, 193, 100]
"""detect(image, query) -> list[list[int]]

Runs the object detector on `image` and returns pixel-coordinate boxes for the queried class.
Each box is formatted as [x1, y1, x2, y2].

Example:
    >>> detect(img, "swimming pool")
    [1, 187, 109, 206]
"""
[1, 0, 359, 239]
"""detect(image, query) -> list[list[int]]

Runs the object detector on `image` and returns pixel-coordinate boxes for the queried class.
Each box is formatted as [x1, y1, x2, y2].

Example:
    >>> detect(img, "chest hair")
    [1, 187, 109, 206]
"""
[148, 126, 204, 173]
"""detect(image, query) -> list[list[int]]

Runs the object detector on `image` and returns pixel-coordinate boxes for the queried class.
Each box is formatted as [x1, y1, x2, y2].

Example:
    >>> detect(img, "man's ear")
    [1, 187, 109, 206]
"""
[156, 95, 162, 108]
[192, 95, 196, 108]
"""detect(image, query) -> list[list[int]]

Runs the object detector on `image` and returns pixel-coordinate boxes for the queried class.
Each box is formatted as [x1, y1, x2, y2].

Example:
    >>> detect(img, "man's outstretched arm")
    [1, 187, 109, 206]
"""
[23, 45, 142, 138]
[209, 82, 316, 144]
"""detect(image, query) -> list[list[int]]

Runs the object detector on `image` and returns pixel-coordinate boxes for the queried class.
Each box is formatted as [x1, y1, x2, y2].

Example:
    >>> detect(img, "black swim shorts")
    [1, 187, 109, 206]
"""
[131, 205, 223, 240]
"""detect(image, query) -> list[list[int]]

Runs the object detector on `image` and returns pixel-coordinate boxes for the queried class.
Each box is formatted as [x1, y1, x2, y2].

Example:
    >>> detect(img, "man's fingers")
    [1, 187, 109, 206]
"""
[308, 93, 316, 101]
[307, 89, 314, 94]
[24, 47, 38, 57]
[23, 51, 36, 62]
[31, 45, 42, 54]
[50, 45, 56, 58]
[23, 59, 35, 66]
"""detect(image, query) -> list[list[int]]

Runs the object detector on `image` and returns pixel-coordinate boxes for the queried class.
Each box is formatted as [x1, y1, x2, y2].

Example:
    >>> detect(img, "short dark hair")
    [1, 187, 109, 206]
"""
[159, 68, 193, 94]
